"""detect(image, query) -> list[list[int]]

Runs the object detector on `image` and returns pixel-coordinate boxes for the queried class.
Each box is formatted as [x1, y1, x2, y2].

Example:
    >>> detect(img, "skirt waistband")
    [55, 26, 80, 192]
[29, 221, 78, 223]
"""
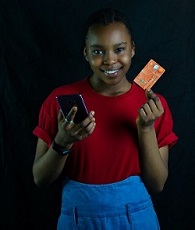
[61, 176, 151, 210]
[62, 175, 142, 188]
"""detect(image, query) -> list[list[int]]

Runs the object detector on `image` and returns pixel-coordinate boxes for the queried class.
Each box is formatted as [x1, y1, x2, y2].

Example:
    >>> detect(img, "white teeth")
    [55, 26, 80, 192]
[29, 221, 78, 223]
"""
[104, 69, 119, 75]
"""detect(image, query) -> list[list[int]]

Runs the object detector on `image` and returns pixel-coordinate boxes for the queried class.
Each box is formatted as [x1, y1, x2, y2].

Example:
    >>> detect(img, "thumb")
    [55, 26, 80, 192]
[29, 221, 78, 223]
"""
[145, 88, 154, 99]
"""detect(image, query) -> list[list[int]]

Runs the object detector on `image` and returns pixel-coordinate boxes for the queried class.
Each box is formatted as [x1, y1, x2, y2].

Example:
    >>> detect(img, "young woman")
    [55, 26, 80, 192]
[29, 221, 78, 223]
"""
[32, 8, 178, 229]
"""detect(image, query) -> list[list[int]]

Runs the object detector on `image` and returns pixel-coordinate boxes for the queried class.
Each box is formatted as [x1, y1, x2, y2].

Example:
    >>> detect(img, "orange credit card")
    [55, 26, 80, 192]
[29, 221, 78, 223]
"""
[133, 59, 165, 90]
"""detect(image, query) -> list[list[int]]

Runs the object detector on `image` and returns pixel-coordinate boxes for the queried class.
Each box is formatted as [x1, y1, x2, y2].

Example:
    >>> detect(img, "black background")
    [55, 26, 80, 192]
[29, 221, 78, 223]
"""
[1, 0, 195, 229]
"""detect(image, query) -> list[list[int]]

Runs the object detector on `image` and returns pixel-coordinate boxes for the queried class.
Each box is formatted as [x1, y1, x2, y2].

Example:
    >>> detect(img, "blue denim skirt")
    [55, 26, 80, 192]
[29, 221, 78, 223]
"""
[57, 176, 160, 229]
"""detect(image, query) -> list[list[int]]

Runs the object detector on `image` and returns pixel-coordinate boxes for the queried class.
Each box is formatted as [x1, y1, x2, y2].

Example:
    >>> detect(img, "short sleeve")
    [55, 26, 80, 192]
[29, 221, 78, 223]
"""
[155, 96, 178, 149]
[33, 94, 59, 147]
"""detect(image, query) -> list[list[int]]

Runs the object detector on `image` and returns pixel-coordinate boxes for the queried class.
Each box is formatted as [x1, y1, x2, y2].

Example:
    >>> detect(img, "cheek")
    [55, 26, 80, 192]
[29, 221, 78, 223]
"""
[89, 57, 102, 67]
[121, 55, 131, 66]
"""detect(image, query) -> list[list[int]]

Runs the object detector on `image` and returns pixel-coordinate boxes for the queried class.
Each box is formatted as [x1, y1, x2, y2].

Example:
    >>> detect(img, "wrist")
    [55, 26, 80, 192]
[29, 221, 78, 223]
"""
[54, 132, 72, 149]
[54, 138, 72, 149]
[52, 140, 72, 156]
[137, 124, 155, 133]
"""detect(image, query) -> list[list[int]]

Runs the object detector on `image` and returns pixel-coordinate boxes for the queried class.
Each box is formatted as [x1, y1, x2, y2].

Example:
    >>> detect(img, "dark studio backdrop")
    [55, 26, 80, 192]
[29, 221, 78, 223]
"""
[0, 0, 195, 229]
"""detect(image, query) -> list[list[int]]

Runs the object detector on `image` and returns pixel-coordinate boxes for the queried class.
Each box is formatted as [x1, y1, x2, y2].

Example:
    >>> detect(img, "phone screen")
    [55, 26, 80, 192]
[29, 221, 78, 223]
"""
[56, 94, 88, 124]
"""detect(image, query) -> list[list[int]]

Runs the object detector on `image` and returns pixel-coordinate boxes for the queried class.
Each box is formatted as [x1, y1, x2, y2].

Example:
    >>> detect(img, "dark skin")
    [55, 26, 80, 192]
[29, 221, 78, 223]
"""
[136, 90, 168, 192]
[33, 22, 168, 192]
[33, 108, 96, 186]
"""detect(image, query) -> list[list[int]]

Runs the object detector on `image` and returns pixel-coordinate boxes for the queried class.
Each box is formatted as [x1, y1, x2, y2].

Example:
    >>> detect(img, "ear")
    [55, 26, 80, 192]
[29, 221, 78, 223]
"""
[131, 48, 135, 58]
[131, 41, 135, 58]
[83, 47, 88, 61]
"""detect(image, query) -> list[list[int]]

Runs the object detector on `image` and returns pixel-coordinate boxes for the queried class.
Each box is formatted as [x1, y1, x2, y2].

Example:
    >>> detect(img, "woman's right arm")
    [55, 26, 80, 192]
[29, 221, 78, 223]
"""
[32, 107, 96, 187]
[32, 138, 70, 187]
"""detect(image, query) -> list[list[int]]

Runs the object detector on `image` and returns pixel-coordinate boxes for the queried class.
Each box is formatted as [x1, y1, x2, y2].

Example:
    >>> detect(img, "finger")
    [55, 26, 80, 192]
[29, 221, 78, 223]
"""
[65, 106, 77, 124]
[84, 120, 96, 135]
[141, 99, 164, 121]
[145, 88, 163, 108]
[146, 89, 158, 100]
[147, 94, 164, 115]
[76, 121, 96, 140]
[153, 96, 163, 112]
[65, 118, 74, 125]
[138, 107, 149, 122]
[139, 105, 155, 120]
[58, 110, 65, 122]
[147, 99, 159, 114]
[76, 110, 95, 128]
[74, 118, 95, 136]
[87, 121, 96, 135]
[72, 111, 96, 139]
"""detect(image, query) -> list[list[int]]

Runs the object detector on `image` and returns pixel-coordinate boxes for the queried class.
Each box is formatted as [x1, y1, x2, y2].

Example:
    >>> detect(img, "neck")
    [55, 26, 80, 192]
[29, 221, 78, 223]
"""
[88, 77, 131, 96]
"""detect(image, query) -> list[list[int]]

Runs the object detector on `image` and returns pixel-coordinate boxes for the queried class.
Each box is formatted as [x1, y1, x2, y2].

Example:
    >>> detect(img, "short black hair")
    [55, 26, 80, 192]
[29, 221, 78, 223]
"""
[84, 8, 133, 39]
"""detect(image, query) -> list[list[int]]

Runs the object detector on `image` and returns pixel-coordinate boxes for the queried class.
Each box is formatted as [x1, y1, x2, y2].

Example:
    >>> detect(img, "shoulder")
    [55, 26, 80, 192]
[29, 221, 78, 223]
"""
[132, 82, 169, 107]
[37, 79, 87, 115]
[52, 79, 86, 96]
[44, 79, 86, 103]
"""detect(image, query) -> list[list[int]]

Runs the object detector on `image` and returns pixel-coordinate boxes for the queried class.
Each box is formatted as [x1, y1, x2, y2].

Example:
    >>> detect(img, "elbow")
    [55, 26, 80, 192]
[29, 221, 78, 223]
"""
[144, 173, 168, 194]
[33, 175, 45, 188]
[150, 176, 168, 194]
[146, 182, 165, 194]
[151, 183, 165, 193]
[33, 172, 45, 188]
[32, 165, 58, 188]
[33, 175, 52, 188]
[32, 166, 49, 188]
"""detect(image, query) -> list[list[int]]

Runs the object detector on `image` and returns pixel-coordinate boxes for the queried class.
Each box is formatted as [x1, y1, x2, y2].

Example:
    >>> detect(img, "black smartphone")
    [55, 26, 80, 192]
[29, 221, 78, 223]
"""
[56, 94, 88, 124]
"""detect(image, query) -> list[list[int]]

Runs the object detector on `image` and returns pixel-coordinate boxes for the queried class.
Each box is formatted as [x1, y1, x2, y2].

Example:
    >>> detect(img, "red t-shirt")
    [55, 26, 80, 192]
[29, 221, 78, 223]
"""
[33, 78, 178, 184]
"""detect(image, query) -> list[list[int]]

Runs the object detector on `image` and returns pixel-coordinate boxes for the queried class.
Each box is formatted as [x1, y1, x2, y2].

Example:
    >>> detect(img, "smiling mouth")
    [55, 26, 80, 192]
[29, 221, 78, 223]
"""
[100, 68, 122, 75]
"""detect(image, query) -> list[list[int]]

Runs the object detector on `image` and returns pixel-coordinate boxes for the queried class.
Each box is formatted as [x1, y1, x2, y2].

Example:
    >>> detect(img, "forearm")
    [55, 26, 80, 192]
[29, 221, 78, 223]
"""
[137, 125, 168, 193]
[32, 145, 68, 187]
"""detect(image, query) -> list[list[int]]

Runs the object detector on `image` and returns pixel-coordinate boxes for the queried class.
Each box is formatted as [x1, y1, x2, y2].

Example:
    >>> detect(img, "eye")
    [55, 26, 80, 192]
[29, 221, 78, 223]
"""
[115, 47, 125, 54]
[92, 50, 104, 55]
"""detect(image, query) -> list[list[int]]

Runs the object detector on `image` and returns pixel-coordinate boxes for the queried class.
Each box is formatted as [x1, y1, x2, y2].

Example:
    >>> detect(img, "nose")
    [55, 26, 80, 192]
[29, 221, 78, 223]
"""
[103, 51, 117, 65]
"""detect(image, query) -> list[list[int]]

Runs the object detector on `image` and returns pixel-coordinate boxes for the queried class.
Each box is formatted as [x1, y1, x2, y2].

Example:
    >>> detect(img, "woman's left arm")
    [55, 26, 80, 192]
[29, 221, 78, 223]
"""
[136, 90, 169, 193]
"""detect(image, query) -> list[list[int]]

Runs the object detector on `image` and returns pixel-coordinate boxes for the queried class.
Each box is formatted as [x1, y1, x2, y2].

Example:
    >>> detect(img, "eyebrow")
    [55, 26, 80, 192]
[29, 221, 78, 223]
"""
[90, 42, 127, 48]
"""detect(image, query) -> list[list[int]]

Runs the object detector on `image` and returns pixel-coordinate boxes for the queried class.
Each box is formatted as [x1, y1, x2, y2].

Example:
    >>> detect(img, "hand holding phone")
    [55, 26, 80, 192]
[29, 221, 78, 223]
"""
[134, 59, 165, 90]
[56, 94, 88, 124]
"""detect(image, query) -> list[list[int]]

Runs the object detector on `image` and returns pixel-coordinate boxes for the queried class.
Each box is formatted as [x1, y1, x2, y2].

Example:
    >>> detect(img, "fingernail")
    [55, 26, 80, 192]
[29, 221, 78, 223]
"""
[147, 88, 153, 93]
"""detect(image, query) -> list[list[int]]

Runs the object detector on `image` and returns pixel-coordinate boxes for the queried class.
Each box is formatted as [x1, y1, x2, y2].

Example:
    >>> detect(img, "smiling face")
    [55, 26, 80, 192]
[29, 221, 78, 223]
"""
[84, 22, 135, 95]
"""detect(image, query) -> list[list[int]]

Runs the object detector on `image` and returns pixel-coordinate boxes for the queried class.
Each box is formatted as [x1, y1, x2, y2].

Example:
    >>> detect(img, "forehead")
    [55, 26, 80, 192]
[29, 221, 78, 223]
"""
[86, 22, 131, 46]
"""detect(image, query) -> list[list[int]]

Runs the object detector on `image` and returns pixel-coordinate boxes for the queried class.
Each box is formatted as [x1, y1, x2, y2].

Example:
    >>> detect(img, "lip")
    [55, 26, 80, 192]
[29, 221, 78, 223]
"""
[100, 67, 122, 76]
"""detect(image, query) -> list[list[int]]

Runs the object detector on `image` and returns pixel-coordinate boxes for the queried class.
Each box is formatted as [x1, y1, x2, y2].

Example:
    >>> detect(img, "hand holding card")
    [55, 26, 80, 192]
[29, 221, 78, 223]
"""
[134, 59, 165, 90]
